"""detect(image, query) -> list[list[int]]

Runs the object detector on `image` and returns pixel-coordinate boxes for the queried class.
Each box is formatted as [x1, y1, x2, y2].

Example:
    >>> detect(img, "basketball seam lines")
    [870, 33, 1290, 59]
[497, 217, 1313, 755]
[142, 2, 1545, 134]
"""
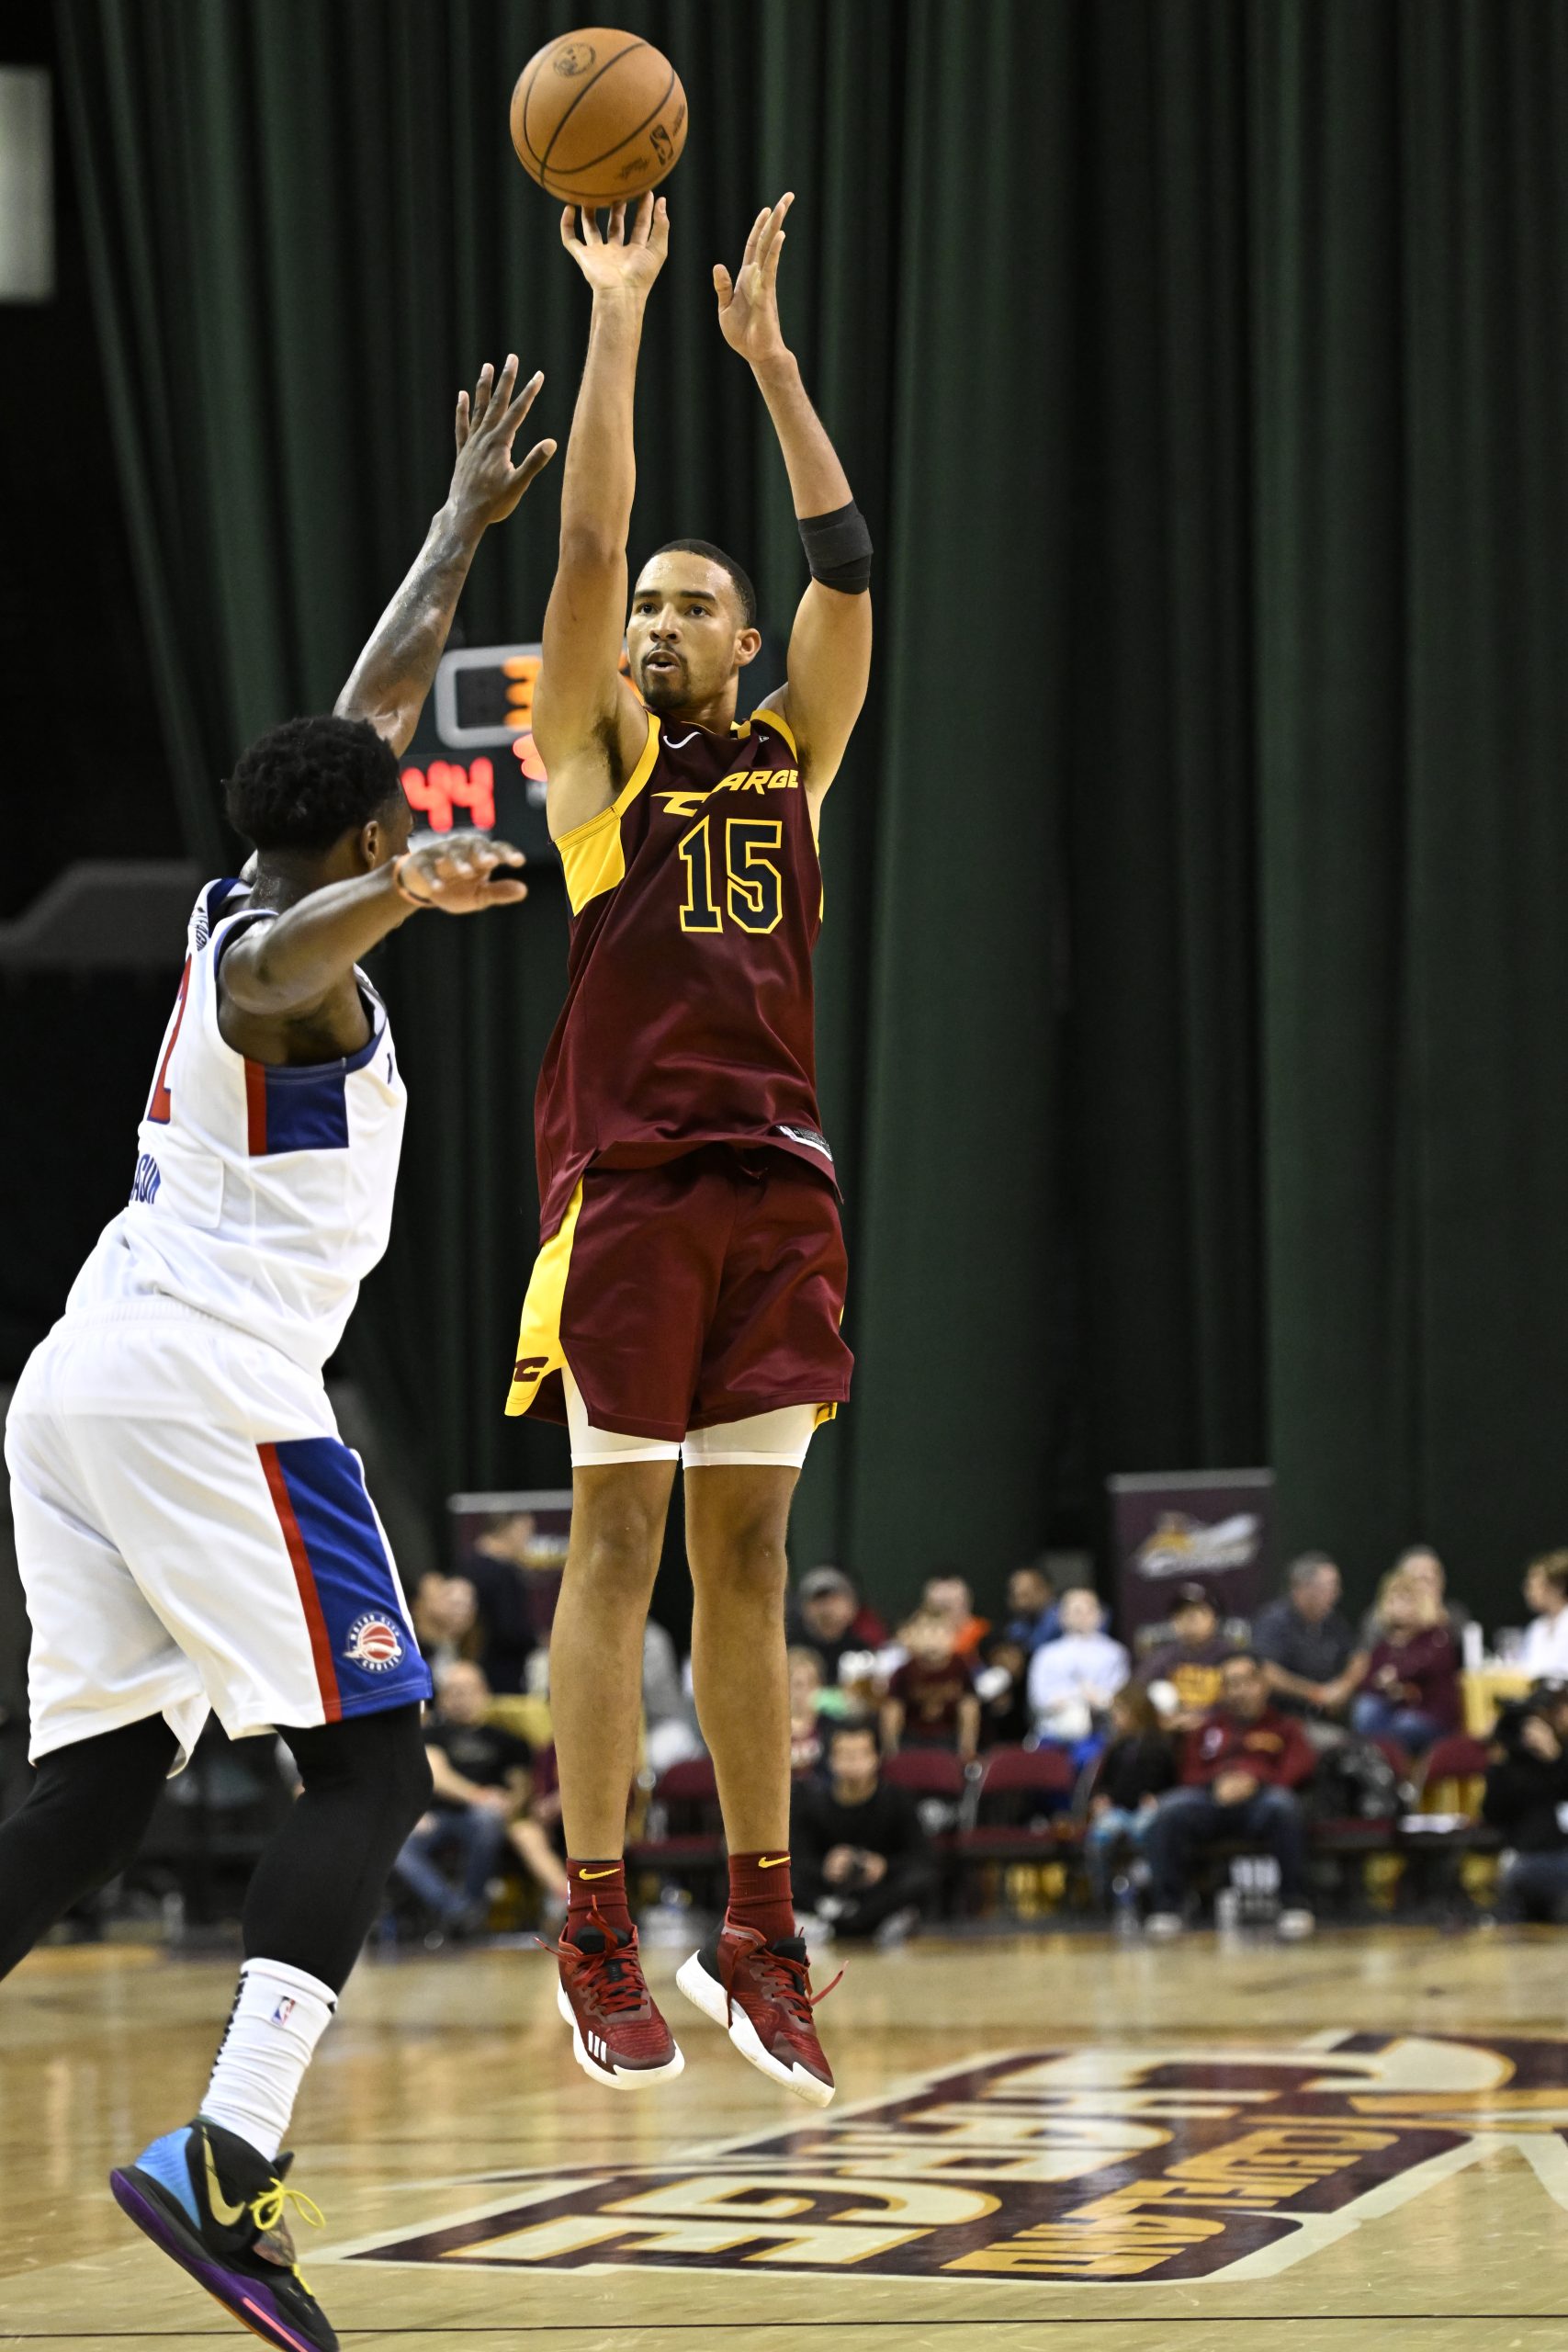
[537, 40, 648, 179]
[514, 51, 549, 166]
[543, 63, 678, 190]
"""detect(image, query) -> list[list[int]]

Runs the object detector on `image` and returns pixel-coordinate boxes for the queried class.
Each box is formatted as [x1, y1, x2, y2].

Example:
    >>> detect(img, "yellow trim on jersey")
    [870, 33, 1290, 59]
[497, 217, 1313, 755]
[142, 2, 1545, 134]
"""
[751, 703, 798, 758]
[555, 714, 663, 916]
[504, 1181, 583, 1417]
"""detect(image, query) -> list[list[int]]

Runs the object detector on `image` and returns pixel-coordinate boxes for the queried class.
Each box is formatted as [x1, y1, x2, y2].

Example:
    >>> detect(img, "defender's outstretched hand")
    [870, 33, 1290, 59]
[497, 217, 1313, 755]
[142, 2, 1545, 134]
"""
[559, 194, 670, 300]
[451, 356, 557, 526]
[714, 194, 793, 365]
[395, 833, 528, 915]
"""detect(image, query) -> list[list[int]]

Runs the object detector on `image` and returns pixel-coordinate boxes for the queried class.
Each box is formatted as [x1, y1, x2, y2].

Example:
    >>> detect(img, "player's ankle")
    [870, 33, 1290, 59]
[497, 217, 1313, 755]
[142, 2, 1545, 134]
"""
[565, 1857, 632, 1938]
[726, 1850, 796, 1945]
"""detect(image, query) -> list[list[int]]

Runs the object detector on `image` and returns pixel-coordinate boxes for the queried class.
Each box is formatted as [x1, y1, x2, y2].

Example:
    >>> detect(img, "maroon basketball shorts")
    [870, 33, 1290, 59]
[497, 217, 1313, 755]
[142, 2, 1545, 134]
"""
[504, 1145, 852, 1446]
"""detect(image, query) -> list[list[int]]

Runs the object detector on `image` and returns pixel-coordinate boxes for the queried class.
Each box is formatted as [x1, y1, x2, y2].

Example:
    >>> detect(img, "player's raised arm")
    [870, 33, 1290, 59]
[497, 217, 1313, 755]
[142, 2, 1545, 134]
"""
[221, 831, 529, 1031]
[716, 195, 872, 811]
[535, 196, 669, 837]
[336, 356, 556, 756]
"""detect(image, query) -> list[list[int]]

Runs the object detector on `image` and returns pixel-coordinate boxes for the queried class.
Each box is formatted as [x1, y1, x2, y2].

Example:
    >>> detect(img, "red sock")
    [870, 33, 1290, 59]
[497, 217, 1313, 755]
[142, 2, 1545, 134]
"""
[728, 1850, 795, 1944]
[565, 1858, 631, 1940]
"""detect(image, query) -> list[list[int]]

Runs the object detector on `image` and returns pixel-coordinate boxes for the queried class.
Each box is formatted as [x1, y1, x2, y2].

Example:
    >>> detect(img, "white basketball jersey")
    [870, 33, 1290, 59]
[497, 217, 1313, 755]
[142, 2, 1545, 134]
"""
[69, 877, 407, 1370]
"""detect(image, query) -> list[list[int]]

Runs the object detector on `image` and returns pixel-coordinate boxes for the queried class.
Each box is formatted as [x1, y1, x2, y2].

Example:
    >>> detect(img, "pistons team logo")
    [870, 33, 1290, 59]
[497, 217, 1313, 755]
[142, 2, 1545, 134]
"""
[342, 1612, 406, 1672]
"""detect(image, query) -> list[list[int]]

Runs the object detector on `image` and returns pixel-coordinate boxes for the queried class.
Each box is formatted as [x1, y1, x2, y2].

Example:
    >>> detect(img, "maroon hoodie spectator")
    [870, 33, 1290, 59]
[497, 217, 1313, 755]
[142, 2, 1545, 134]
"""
[1181, 1688, 1318, 1792]
[1145, 1654, 1317, 1941]
[1350, 1568, 1460, 1755]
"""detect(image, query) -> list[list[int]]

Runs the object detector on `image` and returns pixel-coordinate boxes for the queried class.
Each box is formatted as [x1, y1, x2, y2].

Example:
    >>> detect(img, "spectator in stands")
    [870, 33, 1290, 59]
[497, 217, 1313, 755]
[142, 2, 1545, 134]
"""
[642, 1617, 703, 1774]
[793, 1718, 936, 1948]
[1136, 1584, 1231, 1731]
[459, 1511, 541, 1695]
[883, 1608, 981, 1758]
[1483, 1681, 1568, 1922]
[1253, 1554, 1368, 1736]
[1349, 1568, 1461, 1754]
[789, 1646, 829, 1777]
[1518, 1552, 1568, 1679]
[1083, 1684, 1179, 1909]
[789, 1567, 867, 1685]
[392, 1662, 567, 1935]
[975, 1633, 1032, 1748]
[411, 1571, 481, 1678]
[923, 1573, 991, 1664]
[1359, 1545, 1472, 1650]
[1002, 1562, 1061, 1654]
[1144, 1652, 1317, 1942]
[1027, 1588, 1129, 1751]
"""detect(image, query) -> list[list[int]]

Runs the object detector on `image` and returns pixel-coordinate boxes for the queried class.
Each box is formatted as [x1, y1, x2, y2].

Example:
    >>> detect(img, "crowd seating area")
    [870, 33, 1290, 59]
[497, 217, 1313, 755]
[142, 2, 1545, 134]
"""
[626, 1732, 1503, 1928]
[7, 1529, 1565, 1950]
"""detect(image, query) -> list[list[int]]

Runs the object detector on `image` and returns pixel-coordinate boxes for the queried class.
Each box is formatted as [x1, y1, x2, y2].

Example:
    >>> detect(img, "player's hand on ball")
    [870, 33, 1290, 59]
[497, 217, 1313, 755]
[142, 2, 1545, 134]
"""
[395, 833, 528, 915]
[451, 355, 557, 527]
[560, 192, 670, 298]
[714, 193, 793, 364]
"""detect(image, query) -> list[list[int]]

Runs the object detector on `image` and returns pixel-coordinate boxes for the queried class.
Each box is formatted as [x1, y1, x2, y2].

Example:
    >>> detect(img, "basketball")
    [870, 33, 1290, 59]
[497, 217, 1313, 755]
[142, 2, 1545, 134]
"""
[510, 28, 687, 206]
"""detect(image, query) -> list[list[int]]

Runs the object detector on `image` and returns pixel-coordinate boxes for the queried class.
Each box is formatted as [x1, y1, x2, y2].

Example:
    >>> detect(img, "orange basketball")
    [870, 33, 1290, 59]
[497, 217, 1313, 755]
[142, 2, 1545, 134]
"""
[510, 28, 687, 206]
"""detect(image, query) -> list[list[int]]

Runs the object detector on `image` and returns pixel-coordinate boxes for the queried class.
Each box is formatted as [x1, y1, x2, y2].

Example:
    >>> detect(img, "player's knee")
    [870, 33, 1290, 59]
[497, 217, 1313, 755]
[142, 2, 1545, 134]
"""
[292, 1703, 433, 1834]
[708, 1516, 791, 1604]
[571, 1510, 663, 1598]
[365, 1713, 434, 1832]
[392, 1737, 436, 1829]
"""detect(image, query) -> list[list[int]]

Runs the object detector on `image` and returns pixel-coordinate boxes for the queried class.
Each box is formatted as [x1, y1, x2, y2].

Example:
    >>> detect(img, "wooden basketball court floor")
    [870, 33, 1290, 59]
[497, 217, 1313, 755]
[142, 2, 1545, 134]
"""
[6, 1925, 1568, 2350]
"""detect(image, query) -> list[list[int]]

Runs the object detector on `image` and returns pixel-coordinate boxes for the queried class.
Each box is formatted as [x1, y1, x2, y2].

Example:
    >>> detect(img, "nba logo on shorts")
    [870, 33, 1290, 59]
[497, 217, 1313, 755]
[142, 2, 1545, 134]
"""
[343, 1611, 405, 1672]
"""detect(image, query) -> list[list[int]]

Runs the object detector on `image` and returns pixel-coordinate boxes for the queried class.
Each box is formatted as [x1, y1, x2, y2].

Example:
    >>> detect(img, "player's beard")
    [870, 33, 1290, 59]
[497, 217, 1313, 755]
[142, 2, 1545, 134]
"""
[638, 657, 692, 712]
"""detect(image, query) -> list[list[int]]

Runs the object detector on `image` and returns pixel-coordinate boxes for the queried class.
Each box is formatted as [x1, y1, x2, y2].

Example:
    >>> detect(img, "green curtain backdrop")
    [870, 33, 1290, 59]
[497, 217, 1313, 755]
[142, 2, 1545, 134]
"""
[50, 0, 1568, 1624]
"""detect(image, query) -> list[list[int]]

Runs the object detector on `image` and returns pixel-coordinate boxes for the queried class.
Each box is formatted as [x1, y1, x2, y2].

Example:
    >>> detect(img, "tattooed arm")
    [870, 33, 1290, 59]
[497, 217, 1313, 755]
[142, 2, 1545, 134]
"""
[336, 355, 556, 755]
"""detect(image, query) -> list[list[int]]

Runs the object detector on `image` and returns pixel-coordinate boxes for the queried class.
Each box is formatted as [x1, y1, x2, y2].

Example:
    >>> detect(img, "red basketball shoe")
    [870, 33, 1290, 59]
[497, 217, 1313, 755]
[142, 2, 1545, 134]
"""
[554, 1918, 684, 2088]
[675, 1921, 837, 2107]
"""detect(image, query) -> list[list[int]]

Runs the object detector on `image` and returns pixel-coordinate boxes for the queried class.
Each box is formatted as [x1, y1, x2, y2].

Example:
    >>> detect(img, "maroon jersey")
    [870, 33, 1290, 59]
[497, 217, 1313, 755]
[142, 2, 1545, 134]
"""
[536, 701, 831, 1237]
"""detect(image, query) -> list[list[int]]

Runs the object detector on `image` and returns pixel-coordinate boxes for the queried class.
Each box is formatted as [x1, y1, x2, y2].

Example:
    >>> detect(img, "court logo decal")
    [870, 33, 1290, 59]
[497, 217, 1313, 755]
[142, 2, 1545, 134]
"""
[341, 1611, 405, 1672]
[336, 2032, 1568, 2283]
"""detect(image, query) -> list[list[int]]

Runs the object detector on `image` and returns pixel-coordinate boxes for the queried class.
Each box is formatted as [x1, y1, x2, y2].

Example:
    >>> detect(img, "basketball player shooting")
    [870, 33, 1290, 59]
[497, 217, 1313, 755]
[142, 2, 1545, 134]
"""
[509, 192, 873, 2104]
[0, 357, 553, 2352]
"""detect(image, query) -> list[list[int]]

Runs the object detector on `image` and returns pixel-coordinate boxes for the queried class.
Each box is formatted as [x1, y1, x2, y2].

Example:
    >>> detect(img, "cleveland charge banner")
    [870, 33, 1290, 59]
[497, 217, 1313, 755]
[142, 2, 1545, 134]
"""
[1108, 1469, 1273, 1641]
[446, 1487, 572, 1650]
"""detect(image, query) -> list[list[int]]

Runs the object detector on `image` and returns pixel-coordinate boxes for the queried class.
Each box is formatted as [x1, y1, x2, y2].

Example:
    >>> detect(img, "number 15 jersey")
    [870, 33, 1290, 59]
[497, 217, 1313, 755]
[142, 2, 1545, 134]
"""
[534, 701, 832, 1239]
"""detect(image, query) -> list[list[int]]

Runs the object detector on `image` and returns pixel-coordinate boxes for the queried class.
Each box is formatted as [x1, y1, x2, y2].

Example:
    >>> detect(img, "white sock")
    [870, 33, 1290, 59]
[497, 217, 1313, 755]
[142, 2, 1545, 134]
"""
[200, 1959, 336, 2163]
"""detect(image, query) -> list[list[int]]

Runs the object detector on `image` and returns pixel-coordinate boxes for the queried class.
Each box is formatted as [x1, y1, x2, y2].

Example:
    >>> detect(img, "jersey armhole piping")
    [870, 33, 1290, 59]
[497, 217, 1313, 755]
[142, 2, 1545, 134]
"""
[554, 713, 661, 917]
[553, 710, 662, 852]
[750, 703, 798, 759]
[209, 908, 276, 970]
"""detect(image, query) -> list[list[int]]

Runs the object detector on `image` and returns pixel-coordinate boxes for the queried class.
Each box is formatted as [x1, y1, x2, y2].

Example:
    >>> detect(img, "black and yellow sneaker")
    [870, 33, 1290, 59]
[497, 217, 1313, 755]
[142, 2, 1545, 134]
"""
[109, 2116, 335, 2352]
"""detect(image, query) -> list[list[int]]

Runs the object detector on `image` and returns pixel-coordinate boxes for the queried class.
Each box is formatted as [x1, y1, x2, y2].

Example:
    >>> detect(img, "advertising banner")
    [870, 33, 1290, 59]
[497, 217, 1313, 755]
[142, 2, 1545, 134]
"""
[1108, 1469, 1273, 1641]
[446, 1488, 572, 1648]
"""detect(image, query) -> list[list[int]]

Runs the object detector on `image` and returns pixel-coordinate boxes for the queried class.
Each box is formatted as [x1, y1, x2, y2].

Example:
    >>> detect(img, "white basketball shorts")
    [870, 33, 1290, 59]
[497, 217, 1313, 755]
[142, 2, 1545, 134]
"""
[5, 1300, 432, 1771]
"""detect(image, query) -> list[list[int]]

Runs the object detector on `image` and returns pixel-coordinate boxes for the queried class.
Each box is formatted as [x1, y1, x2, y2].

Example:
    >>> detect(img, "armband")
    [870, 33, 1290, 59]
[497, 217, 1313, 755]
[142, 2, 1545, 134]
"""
[798, 499, 872, 594]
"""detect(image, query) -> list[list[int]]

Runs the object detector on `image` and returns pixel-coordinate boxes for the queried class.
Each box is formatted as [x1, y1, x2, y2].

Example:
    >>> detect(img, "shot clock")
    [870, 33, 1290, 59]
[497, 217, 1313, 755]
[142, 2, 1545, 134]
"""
[398, 643, 554, 857]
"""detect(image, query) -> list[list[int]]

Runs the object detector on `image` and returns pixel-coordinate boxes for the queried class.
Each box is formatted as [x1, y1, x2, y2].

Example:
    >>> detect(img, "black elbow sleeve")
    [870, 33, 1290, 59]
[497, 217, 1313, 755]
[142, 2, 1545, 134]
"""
[798, 499, 873, 594]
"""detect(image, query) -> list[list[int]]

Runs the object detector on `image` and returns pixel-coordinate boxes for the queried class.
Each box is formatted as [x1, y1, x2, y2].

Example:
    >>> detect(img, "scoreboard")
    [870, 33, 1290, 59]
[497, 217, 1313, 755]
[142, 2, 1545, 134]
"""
[398, 642, 555, 858]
